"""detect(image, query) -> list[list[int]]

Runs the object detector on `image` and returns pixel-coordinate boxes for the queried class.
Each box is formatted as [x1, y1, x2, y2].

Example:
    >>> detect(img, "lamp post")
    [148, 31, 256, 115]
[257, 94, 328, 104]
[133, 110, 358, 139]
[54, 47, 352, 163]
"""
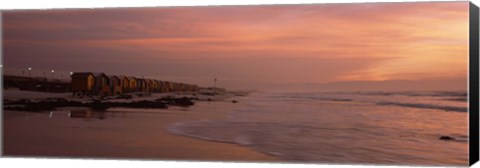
[214, 78, 217, 89]
[51, 70, 55, 80]
[28, 67, 32, 78]
[213, 78, 217, 95]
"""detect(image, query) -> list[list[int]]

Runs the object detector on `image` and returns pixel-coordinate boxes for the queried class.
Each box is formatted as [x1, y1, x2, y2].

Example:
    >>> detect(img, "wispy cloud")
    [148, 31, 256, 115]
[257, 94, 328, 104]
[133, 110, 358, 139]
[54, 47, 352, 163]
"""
[2, 2, 469, 90]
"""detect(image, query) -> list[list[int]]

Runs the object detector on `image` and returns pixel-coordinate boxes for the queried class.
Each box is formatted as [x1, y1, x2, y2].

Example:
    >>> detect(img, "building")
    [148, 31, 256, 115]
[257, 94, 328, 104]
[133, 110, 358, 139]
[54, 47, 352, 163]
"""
[135, 78, 147, 92]
[153, 80, 162, 92]
[108, 75, 123, 96]
[71, 72, 200, 95]
[115, 75, 129, 93]
[93, 73, 111, 96]
[127, 77, 137, 92]
[71, 72, 95, 96]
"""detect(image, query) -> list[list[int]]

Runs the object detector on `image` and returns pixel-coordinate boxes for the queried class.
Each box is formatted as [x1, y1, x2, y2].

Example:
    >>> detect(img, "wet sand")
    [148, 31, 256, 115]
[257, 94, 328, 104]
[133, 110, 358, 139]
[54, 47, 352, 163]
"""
[3, 101, 279, 161]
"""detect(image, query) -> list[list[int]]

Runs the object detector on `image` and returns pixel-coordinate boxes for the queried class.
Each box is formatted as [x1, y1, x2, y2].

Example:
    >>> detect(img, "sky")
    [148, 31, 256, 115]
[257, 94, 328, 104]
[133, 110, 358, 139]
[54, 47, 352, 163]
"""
[2, 2, 470, 91]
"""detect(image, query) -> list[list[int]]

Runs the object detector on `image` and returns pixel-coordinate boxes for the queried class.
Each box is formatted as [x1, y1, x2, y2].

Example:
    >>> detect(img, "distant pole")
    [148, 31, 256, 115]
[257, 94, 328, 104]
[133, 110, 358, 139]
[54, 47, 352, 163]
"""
[28, 67, 32, 78]
[22, 70, 25, 77]
[142, 76, 145, 92]
[214, 78, 218, 95]
[214, 78, 217, 88]
[51, 70, 55, 80]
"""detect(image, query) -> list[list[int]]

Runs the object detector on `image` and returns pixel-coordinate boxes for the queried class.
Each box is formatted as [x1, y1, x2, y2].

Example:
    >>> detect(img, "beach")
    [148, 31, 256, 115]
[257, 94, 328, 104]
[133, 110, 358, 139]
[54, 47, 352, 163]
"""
[2, 91, 279, 161]
[2, 90, 469, 166]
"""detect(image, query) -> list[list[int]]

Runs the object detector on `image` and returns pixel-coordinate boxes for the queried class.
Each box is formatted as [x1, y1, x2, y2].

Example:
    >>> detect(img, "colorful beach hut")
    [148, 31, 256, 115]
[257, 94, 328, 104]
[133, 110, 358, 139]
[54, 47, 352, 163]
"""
[93, 73, 111, 96]
[108, 75, 123, 96]
[71, 72, 95, 96]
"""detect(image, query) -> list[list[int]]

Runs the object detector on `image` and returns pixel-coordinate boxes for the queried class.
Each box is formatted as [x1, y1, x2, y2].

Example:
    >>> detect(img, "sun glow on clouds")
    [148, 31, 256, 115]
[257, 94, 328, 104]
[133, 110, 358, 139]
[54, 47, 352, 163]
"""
[3, 2, 468, 90]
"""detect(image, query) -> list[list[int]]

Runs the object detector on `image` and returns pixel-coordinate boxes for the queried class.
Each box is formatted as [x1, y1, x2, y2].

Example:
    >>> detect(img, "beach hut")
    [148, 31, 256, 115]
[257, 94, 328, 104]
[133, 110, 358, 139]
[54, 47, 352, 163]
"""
[154, 80, 160, 92]
[145, 79, 156, 92]
[178, 83, 185, 92]
[183, 84, 190, 92]
[162, 81, 170, 92]
[93, 73, 111, 96]
[136, 78, 147, 92]
[152, 79, 160, 93]
[170, 82, 177, 92]
[71, 72, 95, 96]
[169, 81, 176, 92]
[143, 79, 150, 92]
[191, 84, 199, 92]
[127, 77, 137, 92]
[108, 75, 123, 96]
[116, 75, 129, 93]
[149, 79, 159, 93]
[157, 81, 166, 92]
[154, 80, 162, 92]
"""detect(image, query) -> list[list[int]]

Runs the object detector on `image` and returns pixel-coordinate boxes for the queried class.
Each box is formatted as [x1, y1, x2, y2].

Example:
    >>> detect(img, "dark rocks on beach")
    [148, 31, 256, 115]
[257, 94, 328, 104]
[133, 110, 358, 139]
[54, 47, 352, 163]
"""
[5, 99, 171, 112]
[7, 103, 56, 112]
[199, 92, 216, 96]
[116, 94, 133, 100]
[104, 101, 168, 109]
[156, 97, 195, 107]
[5, 95, 199, 112]
[439, 136, 455, 141]
[232, 100, 238, 103]
[174, 97, 195, 106]
[91, 100, 110, 110]
[5, 99, 86, 112]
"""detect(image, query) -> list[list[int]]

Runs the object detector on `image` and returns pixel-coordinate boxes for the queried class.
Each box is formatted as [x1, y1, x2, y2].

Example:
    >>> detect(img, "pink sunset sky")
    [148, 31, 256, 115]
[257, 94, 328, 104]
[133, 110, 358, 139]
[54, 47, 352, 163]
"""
[2, 2, 469, 91]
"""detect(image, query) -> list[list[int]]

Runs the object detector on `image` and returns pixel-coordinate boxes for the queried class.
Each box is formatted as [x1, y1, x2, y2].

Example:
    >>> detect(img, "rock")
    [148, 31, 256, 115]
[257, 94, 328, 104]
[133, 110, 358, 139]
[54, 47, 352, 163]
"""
[173, 97, 195, 106]
[90, 100, 109, 110]
[156, 96, 194, 107]
[439, 136, 455, 141]
[232, 100, 238, 103]
[117, 94, 132, 100]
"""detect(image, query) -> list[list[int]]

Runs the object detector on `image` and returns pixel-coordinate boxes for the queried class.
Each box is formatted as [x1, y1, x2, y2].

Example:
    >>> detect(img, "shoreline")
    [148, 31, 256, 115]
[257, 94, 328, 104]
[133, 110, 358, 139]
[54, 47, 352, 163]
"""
[3, 89, 249, 112]
[3, 92, 280, 162]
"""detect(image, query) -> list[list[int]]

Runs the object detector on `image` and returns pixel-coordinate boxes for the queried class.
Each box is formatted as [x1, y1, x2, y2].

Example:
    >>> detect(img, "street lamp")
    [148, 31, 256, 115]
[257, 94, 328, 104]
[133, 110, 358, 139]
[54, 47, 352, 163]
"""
[51, 70, 55, 80]
[28, 67, 32, 77]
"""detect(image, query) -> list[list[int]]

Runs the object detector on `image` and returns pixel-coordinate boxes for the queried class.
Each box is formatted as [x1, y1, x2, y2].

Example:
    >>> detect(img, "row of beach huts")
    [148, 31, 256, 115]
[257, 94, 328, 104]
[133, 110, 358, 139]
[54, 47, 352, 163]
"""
[71, 72, 198, 96]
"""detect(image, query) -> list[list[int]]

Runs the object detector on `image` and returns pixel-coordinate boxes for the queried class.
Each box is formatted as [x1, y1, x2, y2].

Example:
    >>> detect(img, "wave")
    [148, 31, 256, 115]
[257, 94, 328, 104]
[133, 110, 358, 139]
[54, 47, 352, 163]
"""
[376, 101, 467, 112]
[358, 91, 467, 98]
[287, 95, 352, 102]
[443, 97, 467, 102]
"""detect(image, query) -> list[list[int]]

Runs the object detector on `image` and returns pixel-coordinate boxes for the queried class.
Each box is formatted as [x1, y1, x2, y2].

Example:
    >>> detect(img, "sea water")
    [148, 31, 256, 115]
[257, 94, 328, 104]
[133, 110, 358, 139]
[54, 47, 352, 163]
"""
[168, 91, 468, 165]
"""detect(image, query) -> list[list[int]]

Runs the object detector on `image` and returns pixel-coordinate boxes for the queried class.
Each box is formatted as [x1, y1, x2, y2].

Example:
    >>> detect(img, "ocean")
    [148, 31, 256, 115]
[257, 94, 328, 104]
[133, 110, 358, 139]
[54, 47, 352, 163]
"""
[168, 91, 469, 166]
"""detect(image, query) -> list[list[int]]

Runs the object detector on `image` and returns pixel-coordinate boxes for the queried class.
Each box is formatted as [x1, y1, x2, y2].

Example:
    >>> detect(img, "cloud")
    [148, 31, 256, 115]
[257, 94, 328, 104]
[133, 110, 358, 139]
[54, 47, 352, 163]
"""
[2, 2, 469, 90]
